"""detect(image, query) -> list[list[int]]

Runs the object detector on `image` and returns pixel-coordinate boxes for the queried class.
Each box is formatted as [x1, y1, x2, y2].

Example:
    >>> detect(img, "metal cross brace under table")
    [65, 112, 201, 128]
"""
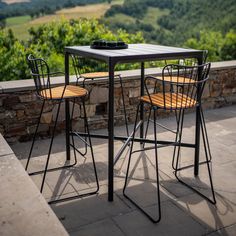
[64, 43, 205, 202]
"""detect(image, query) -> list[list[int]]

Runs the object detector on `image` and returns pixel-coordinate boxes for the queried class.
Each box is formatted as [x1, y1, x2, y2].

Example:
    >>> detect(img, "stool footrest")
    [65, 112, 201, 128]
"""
[71, 131, 90, 146]
[28, 160, 76, 176]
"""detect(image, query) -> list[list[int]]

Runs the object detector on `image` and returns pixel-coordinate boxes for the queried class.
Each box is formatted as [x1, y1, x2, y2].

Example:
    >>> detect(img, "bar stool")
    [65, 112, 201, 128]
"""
[71, 55, 129, 136]
[25, 54, 99, 204]
[145, 50, 212, 169]
[123, 63, 216, 223]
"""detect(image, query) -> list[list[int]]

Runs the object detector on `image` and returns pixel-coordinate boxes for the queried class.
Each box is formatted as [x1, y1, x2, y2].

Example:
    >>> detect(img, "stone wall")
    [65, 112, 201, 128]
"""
[0, 61, 236, 143]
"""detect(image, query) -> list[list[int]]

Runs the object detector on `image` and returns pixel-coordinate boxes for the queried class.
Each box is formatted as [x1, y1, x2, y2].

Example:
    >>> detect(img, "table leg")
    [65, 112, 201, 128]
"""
[108, 60, 115, 201]
[194, 106, 200, 175]
[65, 52, 71, 161]
[140, 62, 145, 139]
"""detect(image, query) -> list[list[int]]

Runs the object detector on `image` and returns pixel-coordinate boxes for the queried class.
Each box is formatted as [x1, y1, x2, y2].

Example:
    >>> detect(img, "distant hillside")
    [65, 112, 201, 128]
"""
[3, 0, 29, 4]
[3, 1, 122, 40]
[104, 0, 236, 46]
[0, 0, 106, 18]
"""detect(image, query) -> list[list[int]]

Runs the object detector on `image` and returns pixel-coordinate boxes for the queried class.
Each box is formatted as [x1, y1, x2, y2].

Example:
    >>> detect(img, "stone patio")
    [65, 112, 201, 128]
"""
[10, 105, 236, 236]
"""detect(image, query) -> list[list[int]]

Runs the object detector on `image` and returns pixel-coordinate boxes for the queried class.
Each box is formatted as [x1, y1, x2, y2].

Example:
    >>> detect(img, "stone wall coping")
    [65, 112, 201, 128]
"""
[0, 60, 235, 93]
[0, 134, 14, 157]
[0, 134, 69, 236]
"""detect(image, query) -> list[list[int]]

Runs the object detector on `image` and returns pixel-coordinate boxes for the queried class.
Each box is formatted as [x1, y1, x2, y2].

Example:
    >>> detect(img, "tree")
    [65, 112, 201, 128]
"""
[184, 31, 224, 61]
[0, 29, 30, 81]
[221, 30, 236, 60]
[184, 30, 236, 61]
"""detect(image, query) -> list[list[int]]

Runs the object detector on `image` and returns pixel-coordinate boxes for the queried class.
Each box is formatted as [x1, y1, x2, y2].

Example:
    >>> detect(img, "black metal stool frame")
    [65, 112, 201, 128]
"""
[71, 54, 129, 137]
[25, 54, 99, 204]
[123, 63, 216, 223]
[123, 103, 162, 223]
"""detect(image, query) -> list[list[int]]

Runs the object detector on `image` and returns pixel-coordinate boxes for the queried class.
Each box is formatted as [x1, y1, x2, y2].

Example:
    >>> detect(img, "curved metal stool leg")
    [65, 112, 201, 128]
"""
[200, 106, 212, 161]
[118, 75, 129, 136]
[123, 104, 161, 223]
[142, 107, 152, 149]
[40, 99, 62, 193]
[27, 100, 77, 177]
[174, 108, 216, 204]
[26, 99, 45, 171]
[82, 100, 99, 193]
[47, 99, 99, 204]
[172, 108, 212, 172]
[171, 110, 182, 170]
[70, 98, 88, 157]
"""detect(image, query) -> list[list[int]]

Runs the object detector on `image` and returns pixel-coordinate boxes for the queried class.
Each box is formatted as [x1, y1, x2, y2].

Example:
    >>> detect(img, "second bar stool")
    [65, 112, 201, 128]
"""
[25, 54, 99, 204]
[71, 54, 129, 136]
[123, 63, 216, 223]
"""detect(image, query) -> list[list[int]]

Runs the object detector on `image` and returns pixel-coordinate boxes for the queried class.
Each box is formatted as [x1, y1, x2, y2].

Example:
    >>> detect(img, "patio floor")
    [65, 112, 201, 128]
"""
[11, 105, 236, 236]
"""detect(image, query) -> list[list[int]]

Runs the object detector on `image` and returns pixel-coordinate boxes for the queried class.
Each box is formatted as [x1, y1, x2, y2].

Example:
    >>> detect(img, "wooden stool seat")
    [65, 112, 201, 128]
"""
[81, 71, 120, 79]
[40, 85, 88, 99]
[26, 54, 99, 204]
[141, 92, 196, 109]
[163, 76, 196, 84]
[123, 63, 215, 223]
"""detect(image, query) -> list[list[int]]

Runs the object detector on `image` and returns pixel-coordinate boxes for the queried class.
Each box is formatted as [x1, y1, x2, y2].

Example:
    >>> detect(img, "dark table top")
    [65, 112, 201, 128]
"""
[65, 43, 203, 63]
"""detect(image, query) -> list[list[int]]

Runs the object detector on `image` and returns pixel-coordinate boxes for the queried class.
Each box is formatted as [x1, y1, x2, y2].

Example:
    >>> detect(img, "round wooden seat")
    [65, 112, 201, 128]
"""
[141, 92, 196, 109]
[163, 76, 196, 84]
[26, 54, 99, 203]
[152, 76, 196, 84]
[81, 71, 120, 79]
[40, 85, 88, 99]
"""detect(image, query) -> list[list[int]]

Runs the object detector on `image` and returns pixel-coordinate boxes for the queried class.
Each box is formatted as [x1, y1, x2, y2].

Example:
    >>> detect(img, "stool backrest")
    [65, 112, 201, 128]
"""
[160, 62, 211, 110]
[71, 54, 82, 79]
[164, 50, 208, 67]
[27, 54, 52, 99]
[71, 54, 107, 78]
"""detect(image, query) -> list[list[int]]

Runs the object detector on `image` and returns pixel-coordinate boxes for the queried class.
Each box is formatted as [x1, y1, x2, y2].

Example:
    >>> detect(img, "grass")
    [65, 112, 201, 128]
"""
[5, 0, 124, 41]
[6, 15, 31, 26]
[5, 15, 32, 40]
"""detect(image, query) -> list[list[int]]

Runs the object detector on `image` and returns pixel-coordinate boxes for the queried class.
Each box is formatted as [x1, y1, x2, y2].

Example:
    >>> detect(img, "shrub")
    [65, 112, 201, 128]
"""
[0, 18, 144, 81]
[0, 29, 31, 81]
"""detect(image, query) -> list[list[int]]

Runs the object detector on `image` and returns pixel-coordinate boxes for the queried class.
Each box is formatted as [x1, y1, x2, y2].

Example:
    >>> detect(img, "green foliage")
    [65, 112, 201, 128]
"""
[0, 0, 106, 18]
[221, 30, 236, 60]
[0, 18, 144, 81]
[27, 18, 143, 73]
[0, 29, 31, 81]
[184, 30, 236, 62]
[184, 31, 224, 62]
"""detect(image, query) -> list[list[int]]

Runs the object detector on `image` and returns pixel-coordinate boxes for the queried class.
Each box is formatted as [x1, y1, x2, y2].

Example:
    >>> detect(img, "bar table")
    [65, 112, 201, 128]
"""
[64, 43, 205, 202]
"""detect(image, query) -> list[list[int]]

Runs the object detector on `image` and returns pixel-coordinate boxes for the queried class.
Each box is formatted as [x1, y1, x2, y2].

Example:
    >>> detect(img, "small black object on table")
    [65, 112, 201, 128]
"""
[90, 40, 128, 50]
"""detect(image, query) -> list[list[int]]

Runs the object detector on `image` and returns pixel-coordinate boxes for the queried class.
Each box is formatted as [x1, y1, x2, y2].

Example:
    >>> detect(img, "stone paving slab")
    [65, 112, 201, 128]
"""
[175, 191, 236, 234]
[9, 105, 236, 235]
[0, 134, 14, 157]
[207, 224, 236, 236]
[0, 152, 68, 236]
[69, 218, 125, 236]
[51, 192, 132, 232]
[113, 200, 207, 236]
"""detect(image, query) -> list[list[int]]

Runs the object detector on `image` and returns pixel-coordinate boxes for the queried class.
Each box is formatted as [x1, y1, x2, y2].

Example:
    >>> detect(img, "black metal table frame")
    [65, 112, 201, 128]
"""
[64, 44, 204, 202]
